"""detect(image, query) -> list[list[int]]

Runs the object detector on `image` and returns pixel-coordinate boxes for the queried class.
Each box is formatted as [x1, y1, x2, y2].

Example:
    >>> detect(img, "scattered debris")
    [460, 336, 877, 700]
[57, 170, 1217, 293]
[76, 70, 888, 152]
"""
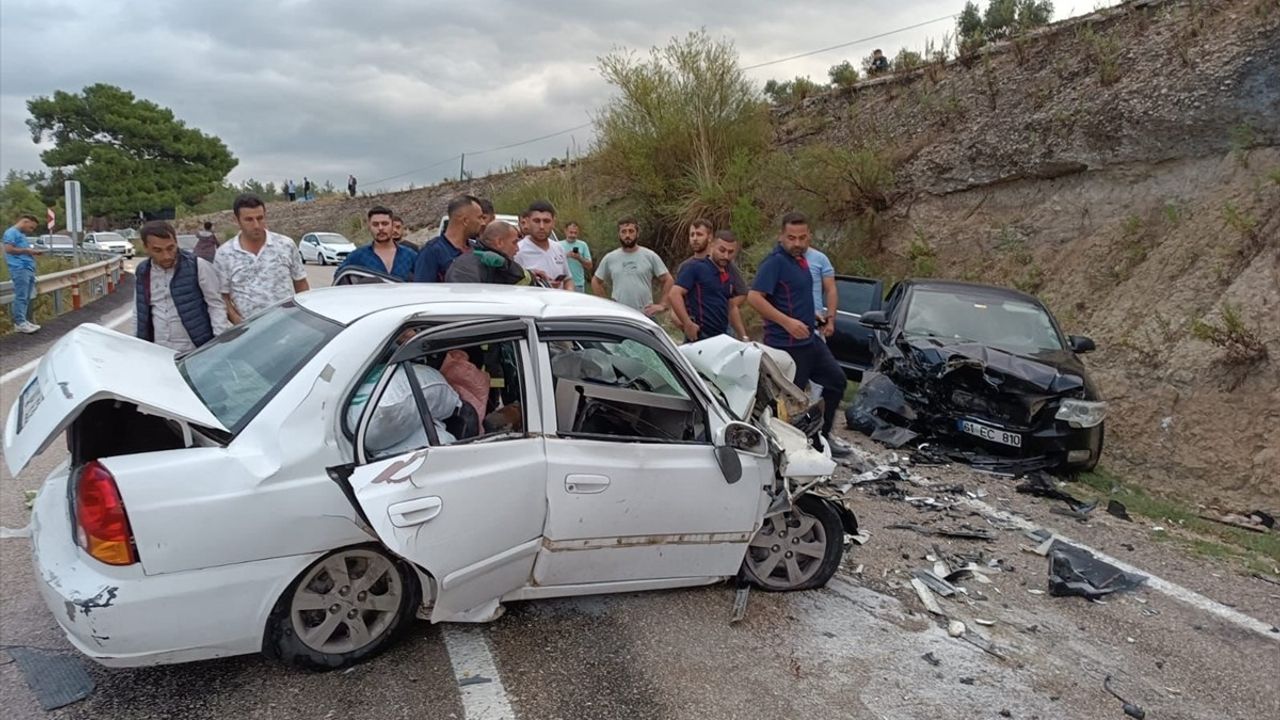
[974, 618, 996, 626]
[887, 523, 995, 541]
[948, 620, 967, 637]
[730, 582, 751, 624]
[1016, 471, 1093, 514]
[913, 569, 959, 598]
[1197, 511, 1275, 534]
[922, 651, 942, 667]
[959, 676, 976, 685]
[1103, 674, 1147, 719]
[1106, 500, 1133, 522]
[0, 524, 32, 540]
[1047, 542, 1147, 599]
[911, 578, 946, 616]
[6, 646, 94, 710]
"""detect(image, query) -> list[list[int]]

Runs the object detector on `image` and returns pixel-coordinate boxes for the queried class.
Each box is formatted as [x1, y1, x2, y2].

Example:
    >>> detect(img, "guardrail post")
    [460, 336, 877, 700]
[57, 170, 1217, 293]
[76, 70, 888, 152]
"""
[53, 287, 62, 315]
[72, 277, 81, 310]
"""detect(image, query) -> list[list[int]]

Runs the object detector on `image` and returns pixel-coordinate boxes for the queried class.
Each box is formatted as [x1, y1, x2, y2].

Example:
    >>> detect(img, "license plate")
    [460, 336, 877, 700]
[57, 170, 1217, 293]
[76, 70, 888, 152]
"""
[958, 419, 1022, 448]
[18, 376, 43, 433]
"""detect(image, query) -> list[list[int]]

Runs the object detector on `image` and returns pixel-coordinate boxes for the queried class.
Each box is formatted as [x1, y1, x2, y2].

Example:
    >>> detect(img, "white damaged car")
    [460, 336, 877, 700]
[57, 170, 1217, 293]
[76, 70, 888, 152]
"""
[5, 285, 856, 670]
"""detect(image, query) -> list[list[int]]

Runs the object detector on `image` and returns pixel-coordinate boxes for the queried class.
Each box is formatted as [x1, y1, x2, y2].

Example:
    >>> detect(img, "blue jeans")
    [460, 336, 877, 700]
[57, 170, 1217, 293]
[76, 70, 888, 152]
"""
[9, 267, 35, 325]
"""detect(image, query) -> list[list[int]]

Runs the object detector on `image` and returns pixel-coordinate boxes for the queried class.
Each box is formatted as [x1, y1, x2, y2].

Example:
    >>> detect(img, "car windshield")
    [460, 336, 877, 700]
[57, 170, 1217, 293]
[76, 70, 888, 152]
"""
[96, 233, 126, 244]
[178, 303, 342, 432]
[903, 288, 1064, 355]
[317, 234, 350, 245]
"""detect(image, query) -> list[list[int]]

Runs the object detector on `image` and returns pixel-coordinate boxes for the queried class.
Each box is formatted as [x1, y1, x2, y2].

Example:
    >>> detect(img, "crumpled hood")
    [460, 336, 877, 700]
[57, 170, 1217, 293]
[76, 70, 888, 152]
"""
[903, 338, 1085, 395]
[678, 335, 798, 420]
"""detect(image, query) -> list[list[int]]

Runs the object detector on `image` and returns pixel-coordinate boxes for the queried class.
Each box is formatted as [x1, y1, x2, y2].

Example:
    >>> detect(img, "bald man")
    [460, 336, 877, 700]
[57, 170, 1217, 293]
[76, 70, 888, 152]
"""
[445, 220, 534, 285]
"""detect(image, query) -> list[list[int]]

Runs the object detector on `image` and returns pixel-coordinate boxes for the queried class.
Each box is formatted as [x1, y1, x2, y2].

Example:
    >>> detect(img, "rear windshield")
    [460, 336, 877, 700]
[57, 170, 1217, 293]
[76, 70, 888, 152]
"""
[836, 279, 880, 315]
[178, 303, 341, 433]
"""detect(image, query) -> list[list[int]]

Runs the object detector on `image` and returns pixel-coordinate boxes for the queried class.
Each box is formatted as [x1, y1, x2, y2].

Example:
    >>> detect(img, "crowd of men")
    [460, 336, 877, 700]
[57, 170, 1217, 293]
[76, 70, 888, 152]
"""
[3, 191, 852, 456]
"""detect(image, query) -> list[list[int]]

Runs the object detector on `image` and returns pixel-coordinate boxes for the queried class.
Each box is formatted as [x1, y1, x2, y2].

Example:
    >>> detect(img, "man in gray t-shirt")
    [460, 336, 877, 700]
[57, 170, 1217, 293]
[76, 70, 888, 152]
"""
[592, 217, 673, 316]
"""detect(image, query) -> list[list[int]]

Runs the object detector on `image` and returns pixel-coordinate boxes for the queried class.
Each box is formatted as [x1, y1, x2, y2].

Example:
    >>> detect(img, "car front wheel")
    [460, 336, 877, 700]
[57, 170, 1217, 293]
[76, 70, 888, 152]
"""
[741, 495, 844, 591]
[264, 544, 420, 670]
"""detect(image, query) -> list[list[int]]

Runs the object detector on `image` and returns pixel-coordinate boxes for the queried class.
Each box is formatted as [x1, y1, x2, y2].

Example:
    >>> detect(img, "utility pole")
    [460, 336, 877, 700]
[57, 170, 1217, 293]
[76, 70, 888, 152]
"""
[459, 153, 466, 182]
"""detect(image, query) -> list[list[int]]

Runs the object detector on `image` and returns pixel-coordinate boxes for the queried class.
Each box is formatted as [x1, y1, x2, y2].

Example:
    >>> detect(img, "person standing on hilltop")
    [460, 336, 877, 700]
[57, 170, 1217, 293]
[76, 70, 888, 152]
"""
[214, 194, 309, 323]
[559, 221, 593, 293]
[347, 175, 358, 198]
[413, 195, 482, 282]
[286, 179, 296, 202]
[302, 177, 312, 201]
[339, 206, 418, 281]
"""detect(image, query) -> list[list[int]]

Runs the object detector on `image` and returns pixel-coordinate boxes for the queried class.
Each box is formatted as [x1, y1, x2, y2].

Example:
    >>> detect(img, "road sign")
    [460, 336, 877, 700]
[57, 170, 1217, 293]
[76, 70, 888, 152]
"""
[64, 180, 83, 233]
[46, 207, 55, 231]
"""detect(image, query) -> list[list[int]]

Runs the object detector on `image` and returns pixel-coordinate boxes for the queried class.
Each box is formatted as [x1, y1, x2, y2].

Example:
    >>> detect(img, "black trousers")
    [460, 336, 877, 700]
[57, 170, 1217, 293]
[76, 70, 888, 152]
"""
[781, 339, 846, 435]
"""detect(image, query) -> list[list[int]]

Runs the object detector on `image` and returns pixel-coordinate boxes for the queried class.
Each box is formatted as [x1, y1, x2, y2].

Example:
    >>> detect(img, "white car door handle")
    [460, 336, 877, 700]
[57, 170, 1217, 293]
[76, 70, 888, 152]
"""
[387, 496, 443, 528]
[565, 474, 610, 494]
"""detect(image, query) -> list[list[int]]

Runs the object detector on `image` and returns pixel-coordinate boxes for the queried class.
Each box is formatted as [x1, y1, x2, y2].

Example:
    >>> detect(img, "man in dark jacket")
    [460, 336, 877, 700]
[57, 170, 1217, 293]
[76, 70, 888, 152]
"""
[445, 220, 533, 285]
[135, 220, 228, 352]
[193, 221, 219, 262]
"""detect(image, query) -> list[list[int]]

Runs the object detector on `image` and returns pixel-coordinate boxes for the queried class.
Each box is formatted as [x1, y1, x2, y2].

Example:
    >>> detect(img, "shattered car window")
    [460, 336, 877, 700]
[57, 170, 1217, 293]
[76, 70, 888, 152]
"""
[179, 303, 341, 433]
[904, 289, 1063, 355]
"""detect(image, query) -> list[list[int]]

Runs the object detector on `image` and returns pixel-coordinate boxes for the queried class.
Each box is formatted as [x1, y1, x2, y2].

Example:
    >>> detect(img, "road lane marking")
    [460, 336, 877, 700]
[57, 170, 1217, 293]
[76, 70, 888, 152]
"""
[0, 309, 132, 386]
[963, 497, 1280, 642]
[442, 625, 517, 719]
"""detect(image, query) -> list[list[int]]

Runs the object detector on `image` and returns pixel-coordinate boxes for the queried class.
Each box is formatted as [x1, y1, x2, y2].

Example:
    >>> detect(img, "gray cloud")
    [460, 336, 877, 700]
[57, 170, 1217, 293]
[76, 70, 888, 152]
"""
[2, 0, 1105, 196]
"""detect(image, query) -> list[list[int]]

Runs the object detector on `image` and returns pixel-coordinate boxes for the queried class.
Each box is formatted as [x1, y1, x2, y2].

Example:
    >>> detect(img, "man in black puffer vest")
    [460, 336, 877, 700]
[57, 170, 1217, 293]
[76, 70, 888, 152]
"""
[135, 220, 228, 352]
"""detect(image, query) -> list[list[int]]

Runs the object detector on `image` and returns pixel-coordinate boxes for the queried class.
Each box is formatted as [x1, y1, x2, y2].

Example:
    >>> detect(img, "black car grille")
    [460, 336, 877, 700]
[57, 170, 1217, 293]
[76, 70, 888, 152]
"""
[949, 388, 1045, 427]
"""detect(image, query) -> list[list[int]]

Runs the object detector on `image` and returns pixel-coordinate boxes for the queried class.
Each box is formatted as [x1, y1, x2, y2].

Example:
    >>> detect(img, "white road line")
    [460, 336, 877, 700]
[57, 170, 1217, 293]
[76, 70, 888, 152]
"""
[0, 309, 132, 386]
[441, 625, 517, 719]
[964, 497, 1280, 642]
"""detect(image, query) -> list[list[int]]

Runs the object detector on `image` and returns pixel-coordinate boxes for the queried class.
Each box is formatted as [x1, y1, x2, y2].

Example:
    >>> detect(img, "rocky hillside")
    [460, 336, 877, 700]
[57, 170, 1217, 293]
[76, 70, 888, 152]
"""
[776, 0, 1279, 506]
[187, 0, 1278, 508]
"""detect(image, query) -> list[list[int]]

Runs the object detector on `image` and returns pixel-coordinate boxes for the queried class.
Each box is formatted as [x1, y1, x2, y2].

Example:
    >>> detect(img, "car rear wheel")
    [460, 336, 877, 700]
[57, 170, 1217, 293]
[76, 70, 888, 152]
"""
[264, 544, 419, 670]
[741, 495, 844, 591]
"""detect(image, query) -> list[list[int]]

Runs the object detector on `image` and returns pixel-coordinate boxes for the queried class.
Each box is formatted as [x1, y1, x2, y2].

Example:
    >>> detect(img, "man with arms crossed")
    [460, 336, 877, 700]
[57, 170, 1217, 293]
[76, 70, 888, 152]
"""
[215, 194, 309, 324]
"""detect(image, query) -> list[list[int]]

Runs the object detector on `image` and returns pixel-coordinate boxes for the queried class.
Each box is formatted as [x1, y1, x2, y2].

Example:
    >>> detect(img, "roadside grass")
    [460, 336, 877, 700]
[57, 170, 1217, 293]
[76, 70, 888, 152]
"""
[1075, 468, 1280, 574]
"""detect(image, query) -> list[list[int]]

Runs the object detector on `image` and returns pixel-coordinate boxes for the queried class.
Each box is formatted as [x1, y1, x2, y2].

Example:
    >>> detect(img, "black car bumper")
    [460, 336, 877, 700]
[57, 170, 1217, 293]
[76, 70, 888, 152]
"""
[938, 414, 1103, 471]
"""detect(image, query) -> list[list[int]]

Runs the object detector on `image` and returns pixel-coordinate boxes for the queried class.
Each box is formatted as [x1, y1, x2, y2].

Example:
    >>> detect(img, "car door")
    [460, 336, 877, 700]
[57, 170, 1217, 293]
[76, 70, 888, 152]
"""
[828, 276, 883, 377]
[299, 234, 315, 262]
[338, 319, 548, 621]
[532, 320, 771, 587]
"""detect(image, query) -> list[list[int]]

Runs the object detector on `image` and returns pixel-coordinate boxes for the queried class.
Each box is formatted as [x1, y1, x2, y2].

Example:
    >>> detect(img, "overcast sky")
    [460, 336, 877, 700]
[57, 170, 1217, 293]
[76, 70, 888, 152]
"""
[0, 0, 1113, 194]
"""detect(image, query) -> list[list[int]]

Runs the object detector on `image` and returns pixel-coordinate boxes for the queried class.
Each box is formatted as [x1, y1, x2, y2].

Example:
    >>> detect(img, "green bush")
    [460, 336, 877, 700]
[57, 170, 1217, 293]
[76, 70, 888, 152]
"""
[490, 168, 614, 249]
[893, 49, 925, 73]
[828, 61, 860, 89]
[1191, 303, 1268, 365]
[763, 76, 823, 105]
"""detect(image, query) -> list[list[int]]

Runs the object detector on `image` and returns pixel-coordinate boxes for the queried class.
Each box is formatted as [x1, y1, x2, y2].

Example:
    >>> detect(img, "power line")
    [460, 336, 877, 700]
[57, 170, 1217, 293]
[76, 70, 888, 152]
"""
[741, 14, 959, 70]
[367, 154, 462, 187]
[464, 122, 593, 157]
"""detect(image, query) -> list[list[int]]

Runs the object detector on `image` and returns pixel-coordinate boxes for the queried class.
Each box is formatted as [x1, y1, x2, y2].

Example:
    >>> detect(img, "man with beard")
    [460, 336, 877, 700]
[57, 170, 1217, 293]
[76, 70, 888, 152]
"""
[669, 230, 740, 342]
[413, 195, 483, 282]
[391, 215, 406, 245]
[339, 206, 419, 280]
[671, 220, 748, 339]
[591, 216, 671, 315]
[747, 212, 851, 457]
[445, 220, 533, 285]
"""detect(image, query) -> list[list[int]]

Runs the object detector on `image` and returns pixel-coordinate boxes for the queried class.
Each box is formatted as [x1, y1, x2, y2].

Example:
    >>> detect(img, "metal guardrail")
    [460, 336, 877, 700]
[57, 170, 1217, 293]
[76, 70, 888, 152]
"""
[1, 250, 126, 316]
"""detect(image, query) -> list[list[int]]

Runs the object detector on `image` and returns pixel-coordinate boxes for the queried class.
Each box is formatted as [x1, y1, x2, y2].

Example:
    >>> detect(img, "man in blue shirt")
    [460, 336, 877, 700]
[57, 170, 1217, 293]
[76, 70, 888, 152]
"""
[338, 206, 418, 281]
[748, 212, 850, 457]
[413, 195, 482, 282]
[670, 231, 741, 342]
[3, 213, 44, 333]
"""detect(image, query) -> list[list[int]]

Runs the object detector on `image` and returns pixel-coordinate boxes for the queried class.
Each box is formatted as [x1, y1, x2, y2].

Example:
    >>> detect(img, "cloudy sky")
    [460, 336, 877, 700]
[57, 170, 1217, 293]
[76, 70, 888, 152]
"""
[0, 0, 1112, 194]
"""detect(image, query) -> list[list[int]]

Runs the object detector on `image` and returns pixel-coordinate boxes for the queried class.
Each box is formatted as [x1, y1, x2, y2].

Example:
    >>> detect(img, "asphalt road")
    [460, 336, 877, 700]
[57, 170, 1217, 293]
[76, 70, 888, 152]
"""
[1, 265, 1277, 719]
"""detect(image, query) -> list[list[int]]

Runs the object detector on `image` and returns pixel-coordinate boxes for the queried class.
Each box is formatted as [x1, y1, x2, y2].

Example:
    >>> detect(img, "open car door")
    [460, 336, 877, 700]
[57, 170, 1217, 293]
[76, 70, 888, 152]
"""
[337, 319, 547, 622]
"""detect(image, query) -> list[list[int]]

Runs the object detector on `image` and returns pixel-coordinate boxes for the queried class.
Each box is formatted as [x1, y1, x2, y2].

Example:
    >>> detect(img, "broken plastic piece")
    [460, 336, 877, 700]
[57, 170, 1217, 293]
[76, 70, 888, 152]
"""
[1106, 500, 1133, 521]
[913, 569, 959, 598]
[1047, 542, 1147, 599]
[730, 579, 751, 624]
[911, 578, 946, 615]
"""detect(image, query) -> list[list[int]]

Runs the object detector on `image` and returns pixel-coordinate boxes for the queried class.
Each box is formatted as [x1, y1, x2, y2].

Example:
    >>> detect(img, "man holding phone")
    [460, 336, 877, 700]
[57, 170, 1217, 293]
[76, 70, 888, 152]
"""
[514, 200, 574, 290]
[559, 221, 593, 293]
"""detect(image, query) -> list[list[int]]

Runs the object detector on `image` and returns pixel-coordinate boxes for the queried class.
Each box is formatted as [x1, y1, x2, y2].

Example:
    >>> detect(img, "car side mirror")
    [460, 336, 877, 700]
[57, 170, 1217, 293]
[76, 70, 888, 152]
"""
[1069, 335, 1096, 353]
[860, 311, 890, 330]
[714, 446, 743, 485]
[722, 421, 768, 457]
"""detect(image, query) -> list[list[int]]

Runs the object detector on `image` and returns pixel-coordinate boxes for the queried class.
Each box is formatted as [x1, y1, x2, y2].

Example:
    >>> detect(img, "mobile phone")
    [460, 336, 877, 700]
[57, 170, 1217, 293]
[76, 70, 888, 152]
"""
[555, 274, 568, 282]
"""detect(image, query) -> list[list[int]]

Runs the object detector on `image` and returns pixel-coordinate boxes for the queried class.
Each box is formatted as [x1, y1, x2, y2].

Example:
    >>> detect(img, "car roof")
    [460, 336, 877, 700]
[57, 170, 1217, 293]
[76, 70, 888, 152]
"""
[901, 278, 1046, 306]
[295, 283, 649, 325]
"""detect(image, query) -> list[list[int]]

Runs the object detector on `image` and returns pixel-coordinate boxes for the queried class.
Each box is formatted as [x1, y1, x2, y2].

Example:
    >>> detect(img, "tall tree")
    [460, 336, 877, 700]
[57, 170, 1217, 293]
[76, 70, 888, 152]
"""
[26, 84, 237, 219]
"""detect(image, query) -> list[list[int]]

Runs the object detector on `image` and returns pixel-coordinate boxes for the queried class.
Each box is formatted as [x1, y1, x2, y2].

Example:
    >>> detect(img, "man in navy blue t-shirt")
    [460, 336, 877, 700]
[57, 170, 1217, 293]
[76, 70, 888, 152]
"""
[748, 212, 850, 457]
[670, 232, 740, 342]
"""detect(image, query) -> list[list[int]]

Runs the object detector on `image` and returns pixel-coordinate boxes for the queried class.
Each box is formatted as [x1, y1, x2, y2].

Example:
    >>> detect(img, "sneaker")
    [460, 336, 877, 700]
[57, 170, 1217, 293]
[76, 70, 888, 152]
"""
[27, 322, 40, 331]
[16, 322, 39, 334]
[824, 434, 852, 458]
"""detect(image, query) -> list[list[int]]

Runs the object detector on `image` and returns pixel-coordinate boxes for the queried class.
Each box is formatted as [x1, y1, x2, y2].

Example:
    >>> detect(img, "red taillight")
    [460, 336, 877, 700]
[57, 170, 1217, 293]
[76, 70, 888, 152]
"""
[74, 461, 137, 566]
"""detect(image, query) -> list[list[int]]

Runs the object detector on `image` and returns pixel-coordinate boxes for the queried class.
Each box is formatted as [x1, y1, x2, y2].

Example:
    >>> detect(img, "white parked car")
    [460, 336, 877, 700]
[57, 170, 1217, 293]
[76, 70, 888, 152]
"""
[299, 232, 357, 265]
[5, 285, 854, 670]
[81, 231, 135, 258]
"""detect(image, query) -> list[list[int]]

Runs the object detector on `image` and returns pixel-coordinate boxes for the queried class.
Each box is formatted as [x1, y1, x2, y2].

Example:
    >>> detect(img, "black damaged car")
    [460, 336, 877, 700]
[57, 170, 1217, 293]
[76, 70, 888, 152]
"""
[846, 279, 1105, 472]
